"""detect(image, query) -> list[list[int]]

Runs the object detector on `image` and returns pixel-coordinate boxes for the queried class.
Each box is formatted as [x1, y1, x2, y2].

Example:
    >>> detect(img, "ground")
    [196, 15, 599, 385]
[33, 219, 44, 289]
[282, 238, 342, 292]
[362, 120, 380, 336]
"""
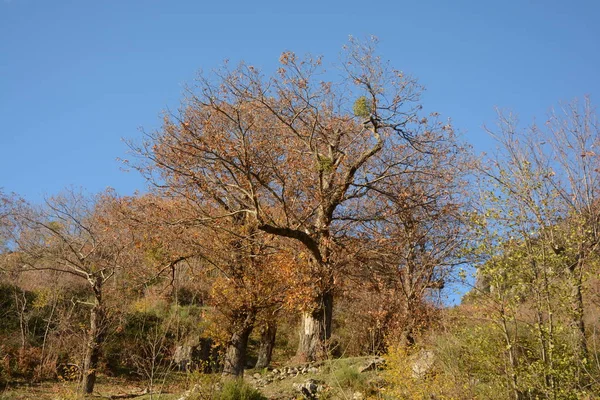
[0, 357, 385, 400]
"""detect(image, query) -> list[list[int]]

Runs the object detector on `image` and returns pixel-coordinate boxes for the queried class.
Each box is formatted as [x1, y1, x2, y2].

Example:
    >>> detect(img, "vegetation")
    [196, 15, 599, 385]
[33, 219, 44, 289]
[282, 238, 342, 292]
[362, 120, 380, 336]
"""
[0, 39, 599, 399]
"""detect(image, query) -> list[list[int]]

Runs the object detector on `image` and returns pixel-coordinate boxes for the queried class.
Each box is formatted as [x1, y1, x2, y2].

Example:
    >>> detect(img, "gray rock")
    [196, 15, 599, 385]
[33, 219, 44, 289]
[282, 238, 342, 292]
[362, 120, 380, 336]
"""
[360, 356, 385, 372]
[173, 345, 193, 371]
[411, 350, 435, 379]
[293, 379, 324, 399]
[177, 384, 199, 400]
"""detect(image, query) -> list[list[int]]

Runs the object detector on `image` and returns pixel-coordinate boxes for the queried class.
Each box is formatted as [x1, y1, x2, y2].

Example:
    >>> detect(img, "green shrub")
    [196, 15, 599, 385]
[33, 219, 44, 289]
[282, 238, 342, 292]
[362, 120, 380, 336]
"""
[213, 378, 266, 400]
[332, 361, 366, 392]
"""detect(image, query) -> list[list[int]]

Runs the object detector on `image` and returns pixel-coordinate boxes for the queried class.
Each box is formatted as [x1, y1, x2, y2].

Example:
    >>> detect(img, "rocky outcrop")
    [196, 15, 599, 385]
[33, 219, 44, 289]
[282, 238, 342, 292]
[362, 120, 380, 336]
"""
[359, 356, 385, 372]
[292, 379, 325, 399]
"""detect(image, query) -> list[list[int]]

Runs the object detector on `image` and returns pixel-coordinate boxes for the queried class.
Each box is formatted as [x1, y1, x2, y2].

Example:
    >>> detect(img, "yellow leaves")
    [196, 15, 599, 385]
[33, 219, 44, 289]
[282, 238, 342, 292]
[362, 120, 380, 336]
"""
[32, 287, 56, 309]
[384, 345, 455, 400]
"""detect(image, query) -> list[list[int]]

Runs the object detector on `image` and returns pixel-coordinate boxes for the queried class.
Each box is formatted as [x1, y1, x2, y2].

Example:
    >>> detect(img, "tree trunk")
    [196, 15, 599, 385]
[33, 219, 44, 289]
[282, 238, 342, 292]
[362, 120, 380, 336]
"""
[81, 277, 105, 394]
[255, 321, 277, 369]
[222, 312, 255, 377]
[399, 324, 416, 348]
[297, 289, 333, 362]
[568, 260, 588, 383]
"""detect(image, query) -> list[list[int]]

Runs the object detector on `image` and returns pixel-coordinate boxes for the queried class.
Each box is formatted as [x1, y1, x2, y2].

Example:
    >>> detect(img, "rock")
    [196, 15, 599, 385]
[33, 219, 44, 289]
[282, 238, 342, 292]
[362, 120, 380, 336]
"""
[272, 368, 279, 374]
[253, 373, 261, 379]
[360, 356, 385, 372]
[411, 350, 435, 379]
[353, 392, 365, 400]
[293, 379, 323, 399]
[308, 366, 319, 374]
[177, 384, 199, 400]
[173, 345, 193, 371]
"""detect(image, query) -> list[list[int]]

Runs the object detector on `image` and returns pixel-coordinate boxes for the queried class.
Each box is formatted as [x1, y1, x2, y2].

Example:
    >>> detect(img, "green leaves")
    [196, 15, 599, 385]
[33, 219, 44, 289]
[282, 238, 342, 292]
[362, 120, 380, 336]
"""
[352, 96, 371, 118]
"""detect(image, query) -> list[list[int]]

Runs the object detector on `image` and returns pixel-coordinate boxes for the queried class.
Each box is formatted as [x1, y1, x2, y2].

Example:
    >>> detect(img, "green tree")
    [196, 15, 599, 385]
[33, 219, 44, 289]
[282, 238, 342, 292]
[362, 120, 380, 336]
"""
[472, 98, 600, 398]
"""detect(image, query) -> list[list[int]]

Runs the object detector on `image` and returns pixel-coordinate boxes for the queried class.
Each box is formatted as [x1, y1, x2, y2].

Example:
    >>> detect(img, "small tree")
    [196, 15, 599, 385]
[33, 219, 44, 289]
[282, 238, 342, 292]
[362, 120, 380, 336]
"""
[472, 97, 600, 397]
[114, 194, 291, 377]
[11, 189, 131, 394]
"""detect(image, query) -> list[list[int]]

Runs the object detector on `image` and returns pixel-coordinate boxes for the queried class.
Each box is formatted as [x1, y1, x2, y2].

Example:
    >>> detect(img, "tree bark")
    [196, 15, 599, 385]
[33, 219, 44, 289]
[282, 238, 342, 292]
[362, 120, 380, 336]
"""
[568, 259, 589, 383]
[81, 277, 105, 394]
[399, 324, 416, 348]
[222, 312, 255, 377]
[255, 321, 277, 369]
[297, 289, 333, 362]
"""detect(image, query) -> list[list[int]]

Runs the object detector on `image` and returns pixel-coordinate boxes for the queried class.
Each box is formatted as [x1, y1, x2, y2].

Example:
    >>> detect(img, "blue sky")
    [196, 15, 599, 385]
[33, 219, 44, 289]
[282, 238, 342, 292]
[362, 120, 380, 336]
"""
[1, 0, 599, 203]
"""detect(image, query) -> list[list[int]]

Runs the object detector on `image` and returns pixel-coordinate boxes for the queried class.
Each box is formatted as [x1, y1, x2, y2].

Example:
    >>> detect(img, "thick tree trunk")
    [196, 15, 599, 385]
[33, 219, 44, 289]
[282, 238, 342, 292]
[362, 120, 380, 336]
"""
[297, 289, 333, 362]
[222, 312, 255, 377]
[255, 321, 277, 369]
[399, 324, 416, 348]
[400, 293, 418, 348]
[81, 277, 105, 394]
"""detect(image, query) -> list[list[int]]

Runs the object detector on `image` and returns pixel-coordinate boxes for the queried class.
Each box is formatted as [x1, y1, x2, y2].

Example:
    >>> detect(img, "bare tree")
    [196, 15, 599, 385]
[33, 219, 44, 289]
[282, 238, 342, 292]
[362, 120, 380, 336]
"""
[11, 189, 131, 394]
[131, 37, 454, 361]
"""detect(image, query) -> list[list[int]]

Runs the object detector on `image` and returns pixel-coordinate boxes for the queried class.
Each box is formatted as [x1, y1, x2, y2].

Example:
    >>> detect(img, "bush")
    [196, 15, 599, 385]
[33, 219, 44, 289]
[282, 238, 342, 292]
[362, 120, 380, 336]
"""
[384, 345, 461, 400]
[332, 361, 366, 392]
[213, 378, 266, 400]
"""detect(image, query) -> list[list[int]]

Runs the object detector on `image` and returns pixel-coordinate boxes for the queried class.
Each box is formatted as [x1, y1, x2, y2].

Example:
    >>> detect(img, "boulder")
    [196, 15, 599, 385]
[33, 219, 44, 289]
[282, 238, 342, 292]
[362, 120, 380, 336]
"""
[173, 345, 193, 371]
[293, 379, 324, 399]
[411, 350, 435, 379]
[360, 356, 385, 372]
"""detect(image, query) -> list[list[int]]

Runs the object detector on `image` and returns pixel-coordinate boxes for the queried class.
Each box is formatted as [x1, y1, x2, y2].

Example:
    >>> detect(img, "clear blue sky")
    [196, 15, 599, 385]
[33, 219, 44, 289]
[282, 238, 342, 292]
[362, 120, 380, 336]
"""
[1, 0, 599, 202]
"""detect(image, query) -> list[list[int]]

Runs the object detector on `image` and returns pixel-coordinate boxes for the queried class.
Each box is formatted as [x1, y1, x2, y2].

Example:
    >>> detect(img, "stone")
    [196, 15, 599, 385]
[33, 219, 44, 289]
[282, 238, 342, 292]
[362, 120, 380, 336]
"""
[173, 345, 193, 371]
[177, 384, 199, 400]
[359, 356, 385, 372]
[293, 379, 324, 399]
[411, 350, 435, 379]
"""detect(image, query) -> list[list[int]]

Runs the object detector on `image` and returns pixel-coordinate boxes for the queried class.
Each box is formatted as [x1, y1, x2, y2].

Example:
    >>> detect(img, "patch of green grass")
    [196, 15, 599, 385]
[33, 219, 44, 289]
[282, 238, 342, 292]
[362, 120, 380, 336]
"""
[331, 361, 366, 392]
[213, 379, 266, 400]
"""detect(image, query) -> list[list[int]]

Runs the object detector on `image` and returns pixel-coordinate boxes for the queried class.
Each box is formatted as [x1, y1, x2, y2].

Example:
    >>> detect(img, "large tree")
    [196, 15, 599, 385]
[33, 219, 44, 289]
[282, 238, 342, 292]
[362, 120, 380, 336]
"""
[133, 37, 456, 360]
